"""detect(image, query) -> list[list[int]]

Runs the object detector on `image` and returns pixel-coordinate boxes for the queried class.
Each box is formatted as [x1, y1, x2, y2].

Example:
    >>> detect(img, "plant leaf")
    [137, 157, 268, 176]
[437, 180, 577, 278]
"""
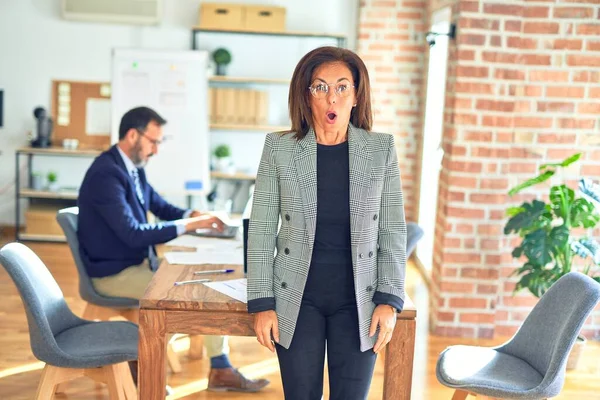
[506, 206, 525, 217]
[521, 226, 569, 266]
[540, 153, 582, 170]
[504, 200, 552, 235]
[572, 238, 600, 265]
[508, 170, 555, 196]
[570, 198, 600, 228]
[550, 185, 574, 219]
[514, 266, 563, 298]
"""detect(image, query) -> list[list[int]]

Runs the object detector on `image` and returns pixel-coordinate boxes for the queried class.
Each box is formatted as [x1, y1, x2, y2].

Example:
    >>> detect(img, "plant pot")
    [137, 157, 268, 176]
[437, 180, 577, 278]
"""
[566, 335, 586, 370]
[47, 182, 59, 192]
[31, 175, 43, 191]
[216, 64, 227, 76]
[215, 157, 231, 173]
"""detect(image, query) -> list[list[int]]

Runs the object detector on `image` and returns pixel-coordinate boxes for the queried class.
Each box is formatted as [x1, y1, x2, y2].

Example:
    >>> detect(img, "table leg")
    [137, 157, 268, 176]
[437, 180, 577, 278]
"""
[139, 309, 167, 400]
[383, 318, 416, 400]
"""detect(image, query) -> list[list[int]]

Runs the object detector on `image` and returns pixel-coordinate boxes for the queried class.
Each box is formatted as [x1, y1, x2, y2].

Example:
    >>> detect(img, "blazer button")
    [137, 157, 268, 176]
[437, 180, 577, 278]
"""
[285, 214, 290, 221]
[373, 214, 378, 221]
[366, 285, 373, 292]
[377, 243, 380, 250]
[369, 251, 373, 257]
[359, 253, 364, 259]
[284, 248, 290, 255]
[281, 282, 287, 289]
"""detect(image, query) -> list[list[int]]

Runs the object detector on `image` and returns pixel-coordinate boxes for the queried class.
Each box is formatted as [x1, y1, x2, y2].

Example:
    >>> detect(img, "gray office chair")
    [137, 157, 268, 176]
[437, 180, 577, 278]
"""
[0, 242, 137, 399]
[406, 222, 424, 259]
[436, 271, 600, 400]
[56, 206, 189, 373]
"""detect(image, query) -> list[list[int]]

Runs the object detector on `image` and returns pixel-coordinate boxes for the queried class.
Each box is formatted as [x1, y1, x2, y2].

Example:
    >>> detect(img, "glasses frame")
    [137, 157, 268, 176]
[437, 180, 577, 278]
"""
[308, 81, 355, 99]
[136, 128, 164, 147]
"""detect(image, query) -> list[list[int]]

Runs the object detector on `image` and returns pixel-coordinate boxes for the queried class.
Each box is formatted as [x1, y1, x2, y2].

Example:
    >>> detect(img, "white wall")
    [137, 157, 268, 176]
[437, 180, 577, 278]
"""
[0, 0, 358, 225]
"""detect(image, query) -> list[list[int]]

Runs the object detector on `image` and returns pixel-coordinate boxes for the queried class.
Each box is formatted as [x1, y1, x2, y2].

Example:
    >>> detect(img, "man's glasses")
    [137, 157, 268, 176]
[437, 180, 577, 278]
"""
[308, 82, 355, 99]
[136, 129, 164, 146]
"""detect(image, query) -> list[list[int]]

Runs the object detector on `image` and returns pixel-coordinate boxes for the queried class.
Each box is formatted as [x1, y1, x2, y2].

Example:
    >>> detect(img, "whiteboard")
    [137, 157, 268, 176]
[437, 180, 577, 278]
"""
[111, 48, 210, 206]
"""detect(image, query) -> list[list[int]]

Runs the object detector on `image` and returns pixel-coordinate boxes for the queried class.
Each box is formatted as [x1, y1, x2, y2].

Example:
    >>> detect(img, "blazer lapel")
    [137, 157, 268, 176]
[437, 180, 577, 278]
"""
[294, 128, 318, 249]
[348, 124, 373, 250]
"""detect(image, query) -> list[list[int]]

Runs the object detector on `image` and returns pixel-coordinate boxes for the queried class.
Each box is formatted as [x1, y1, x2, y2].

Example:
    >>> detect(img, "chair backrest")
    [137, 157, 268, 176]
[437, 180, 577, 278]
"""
[0, 242, 81, 363]
[500, 272, 600, 381]
[56, 207, 138, 308]
[406, 222, 424, 258]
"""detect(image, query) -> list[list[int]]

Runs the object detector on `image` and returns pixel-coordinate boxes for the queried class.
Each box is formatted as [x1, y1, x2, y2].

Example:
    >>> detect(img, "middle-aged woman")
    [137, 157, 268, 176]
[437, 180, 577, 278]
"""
[247, 46, 407, 400]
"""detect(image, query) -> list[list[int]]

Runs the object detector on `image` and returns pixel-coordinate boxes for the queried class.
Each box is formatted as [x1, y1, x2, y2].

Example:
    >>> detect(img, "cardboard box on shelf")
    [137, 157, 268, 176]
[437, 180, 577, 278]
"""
[244, 5, 286, 33]
[198, 3, 244, 30]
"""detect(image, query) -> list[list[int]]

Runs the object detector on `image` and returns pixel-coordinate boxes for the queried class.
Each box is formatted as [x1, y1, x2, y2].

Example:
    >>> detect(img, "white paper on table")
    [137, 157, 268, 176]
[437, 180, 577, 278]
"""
[164, 251, 243, 265]
[165, 235, 217, 248]
[165, 235, 242, 252]
[204, 278, 247, 303]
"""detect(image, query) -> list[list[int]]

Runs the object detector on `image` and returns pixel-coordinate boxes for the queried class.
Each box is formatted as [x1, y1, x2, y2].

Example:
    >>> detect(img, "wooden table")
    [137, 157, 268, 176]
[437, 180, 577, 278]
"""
[138, 260, 417, 399]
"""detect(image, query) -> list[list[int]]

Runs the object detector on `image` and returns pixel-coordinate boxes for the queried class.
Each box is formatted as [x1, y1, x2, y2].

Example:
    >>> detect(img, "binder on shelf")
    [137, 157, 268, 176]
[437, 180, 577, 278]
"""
[223, 88, 236, 124]
[255, 91, 268, 126]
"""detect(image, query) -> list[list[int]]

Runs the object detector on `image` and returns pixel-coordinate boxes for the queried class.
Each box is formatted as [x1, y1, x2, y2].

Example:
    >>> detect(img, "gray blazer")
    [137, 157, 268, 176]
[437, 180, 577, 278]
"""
[247, 123, 407, 351]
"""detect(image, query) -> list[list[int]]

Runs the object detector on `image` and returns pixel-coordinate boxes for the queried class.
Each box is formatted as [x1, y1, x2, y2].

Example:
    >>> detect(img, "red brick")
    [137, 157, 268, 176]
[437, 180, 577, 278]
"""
[372, 0, 396, 6]
[457, 49, 476, 61]
[485, 254, 502, 265]
[482, 51, 519, 64]
[507, 36, 538, 49]
[476, 100, 515, 112]
[456, 66, 489, 78]
[460, 312, 495, 324]
[448, 191, 465, 202]
[437, 312, 456, 322]
[502, 296, 538, 307]
[442, 267, 458, 278]
[495, 69, 525, 80]
[578, 24, 600, 35]
[583, 165, 600, 176]
[567, 55, 600, 67]
[546, 86, 585, 98]
[514, 117, 553, 128]
[441, 282, 476, 293]
[558, 119, 595, 130]
[453, 113, 478, 125]
[471, 194, 507, 205]
[509, 162, 537, 173]
[504, 20, 522, 32]
[554, 7, 594, 19]
[548, 149, 580, 160]
[588, 41, 600, 52]
[537, 102, 575, 113]
[396, 11, 423, 19]
[459, 1, 479, 12]
[465, 131, 492, 142]
[496, 310, 509, 321]
[368, 43, 394, 51]
[590, 87, 600, 98]
[446, 207, 485, 219]
[495, 325, 519, 337]
[459, 34, 486, 46]
[477, 223, 504, 235]
[538, 133, 578, 143]
[490, 35, 502, 47]
[455, 82, 495, 95]
[471, 147, 510, 158]
[523, 22, 559, 34]
[432, 326, 476, 338]
[447, 160, 482, 173]
[548, 39, 583, 50]
[483, 4, 523, 16]
[443, 236, 462, 248]
[528, 70, 570, 82]
[521, 54, 551, 65]
[449, 298, 488, 309]
[456, 224, 474, 234]
[496, 132, 514, 143]
[482, 115, 514, 127]
[459, 18, 499, 30]
[524, 6, 549, 18]
[448, 175, 478, 189]
[578, 103, 600, 114]
[453, 97, 473, 110]
[461, 268, 499, 280]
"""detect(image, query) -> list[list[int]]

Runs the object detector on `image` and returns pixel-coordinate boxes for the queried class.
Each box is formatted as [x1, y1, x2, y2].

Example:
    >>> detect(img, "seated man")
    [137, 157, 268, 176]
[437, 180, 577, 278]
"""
[77, 106, 269, 392]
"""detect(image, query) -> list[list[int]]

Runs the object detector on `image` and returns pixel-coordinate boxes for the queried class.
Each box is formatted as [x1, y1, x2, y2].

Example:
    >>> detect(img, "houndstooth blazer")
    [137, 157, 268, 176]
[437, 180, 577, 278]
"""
[247, 123, 407, 351]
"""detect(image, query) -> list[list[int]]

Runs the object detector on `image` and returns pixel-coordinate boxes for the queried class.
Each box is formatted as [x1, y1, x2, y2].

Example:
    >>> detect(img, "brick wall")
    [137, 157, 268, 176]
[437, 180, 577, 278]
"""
[358, 0, 600, 339]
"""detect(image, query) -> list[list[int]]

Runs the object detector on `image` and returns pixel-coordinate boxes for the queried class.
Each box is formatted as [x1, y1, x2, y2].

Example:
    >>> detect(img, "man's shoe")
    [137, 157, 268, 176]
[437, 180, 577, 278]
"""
[207, 367, 270, 392]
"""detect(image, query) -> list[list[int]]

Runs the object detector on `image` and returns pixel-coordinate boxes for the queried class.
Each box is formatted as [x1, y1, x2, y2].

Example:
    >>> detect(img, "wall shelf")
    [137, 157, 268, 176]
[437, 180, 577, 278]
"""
[210, 171, 256, 181]
[16, 146, 103, 157]
[192, 27, 346, 45]
[210, 123, 289, 132]
[209, 76, 290, 85]
[19, 233, 66, 242]
[19, 189, 78, 200]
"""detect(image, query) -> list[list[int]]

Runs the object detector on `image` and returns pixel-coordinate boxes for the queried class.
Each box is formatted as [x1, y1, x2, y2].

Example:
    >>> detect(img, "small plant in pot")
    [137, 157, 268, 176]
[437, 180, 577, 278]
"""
[47, 171, 59, 192]
[213, 144, 232, 173]
[504, 153, 600, 370]
[212, 48, 231, 76]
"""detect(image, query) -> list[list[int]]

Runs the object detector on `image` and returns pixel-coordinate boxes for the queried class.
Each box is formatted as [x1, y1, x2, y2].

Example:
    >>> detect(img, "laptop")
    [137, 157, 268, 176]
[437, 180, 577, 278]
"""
[192, 224, 239, 239]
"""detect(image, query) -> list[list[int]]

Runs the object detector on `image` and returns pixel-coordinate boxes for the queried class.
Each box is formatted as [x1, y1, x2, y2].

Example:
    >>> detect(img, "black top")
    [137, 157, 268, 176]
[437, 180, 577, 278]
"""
[304, 141, 355, 299]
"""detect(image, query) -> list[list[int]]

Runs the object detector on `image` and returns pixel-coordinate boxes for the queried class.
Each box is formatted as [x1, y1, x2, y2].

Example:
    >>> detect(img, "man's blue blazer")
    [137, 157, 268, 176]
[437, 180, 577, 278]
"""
[77, 145, 186, 278]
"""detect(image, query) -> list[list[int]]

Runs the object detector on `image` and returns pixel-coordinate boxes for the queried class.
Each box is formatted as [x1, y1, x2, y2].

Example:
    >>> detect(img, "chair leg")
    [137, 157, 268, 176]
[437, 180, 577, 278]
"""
[82, 303, 116, 321]
[36, 365, 84, 400]
[116, 362, 137, 400]
[167, 342, 183, 373]
[188, 335, 205, 360]
[452, 390, 470, 400]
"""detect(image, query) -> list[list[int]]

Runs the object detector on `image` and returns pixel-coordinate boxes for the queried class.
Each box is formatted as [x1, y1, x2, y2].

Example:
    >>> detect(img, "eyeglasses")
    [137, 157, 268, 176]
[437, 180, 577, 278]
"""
[308, 82, 355, 99]
[136, 129, 164, 146]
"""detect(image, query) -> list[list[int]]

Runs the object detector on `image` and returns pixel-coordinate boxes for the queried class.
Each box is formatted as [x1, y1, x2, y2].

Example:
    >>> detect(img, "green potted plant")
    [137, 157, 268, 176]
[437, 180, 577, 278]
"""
[212, 48, 232, 76]
[31, 171, 43, 191]
[504, 152, 600, 369]
[47, 171, 59, 192]
[213, 144, 232, 173]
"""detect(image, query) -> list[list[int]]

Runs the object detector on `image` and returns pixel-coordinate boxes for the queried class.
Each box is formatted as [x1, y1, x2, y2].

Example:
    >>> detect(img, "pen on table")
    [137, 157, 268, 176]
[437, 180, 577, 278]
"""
[193, 269, 235, 275]
[174, 279, 211, 286]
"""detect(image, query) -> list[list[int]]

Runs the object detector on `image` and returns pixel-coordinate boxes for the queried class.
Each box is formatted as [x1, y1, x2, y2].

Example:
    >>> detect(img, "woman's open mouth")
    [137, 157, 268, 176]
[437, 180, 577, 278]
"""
[326, 111, 337, 124]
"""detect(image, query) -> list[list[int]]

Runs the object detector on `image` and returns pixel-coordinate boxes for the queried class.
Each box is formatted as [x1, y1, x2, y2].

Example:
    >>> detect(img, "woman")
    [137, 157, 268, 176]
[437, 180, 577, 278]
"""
[247, 46, 407, 400]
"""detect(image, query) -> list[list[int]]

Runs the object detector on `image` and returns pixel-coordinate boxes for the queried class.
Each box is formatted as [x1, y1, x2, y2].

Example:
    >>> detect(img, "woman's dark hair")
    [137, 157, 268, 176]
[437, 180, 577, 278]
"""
[118, 106, 167, 140]
[288, 46, 372, 139]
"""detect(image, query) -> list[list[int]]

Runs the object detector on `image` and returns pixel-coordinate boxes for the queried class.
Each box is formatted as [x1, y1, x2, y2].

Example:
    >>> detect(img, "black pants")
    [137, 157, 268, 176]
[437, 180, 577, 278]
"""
[275, 297, 377, 400]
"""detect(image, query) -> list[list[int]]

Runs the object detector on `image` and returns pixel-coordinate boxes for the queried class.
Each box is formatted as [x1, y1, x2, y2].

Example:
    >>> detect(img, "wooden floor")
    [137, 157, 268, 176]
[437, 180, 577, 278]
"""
[0, 241, 599, 399]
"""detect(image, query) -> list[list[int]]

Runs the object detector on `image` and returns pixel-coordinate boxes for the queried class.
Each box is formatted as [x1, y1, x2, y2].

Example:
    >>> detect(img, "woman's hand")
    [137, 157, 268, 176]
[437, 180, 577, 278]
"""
[254, 310, 279, 353]
[369, 304, 397, 353]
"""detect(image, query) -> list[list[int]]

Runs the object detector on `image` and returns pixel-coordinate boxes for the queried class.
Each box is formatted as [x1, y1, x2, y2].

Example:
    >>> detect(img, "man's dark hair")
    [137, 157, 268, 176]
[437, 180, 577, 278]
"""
[118, 106, 167, 140]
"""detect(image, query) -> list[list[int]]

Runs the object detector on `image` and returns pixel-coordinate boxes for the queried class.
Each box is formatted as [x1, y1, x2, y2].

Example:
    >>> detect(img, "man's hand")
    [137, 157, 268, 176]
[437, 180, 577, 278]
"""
[369, 304, 397, 353]
[183, 215, 225, 233]
[189, 210, 203, 218]
[254, 310, 279, 353]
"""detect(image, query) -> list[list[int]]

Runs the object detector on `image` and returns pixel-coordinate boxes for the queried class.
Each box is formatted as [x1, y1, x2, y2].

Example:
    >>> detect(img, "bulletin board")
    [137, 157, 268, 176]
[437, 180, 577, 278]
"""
[51, 80, 112, 149]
